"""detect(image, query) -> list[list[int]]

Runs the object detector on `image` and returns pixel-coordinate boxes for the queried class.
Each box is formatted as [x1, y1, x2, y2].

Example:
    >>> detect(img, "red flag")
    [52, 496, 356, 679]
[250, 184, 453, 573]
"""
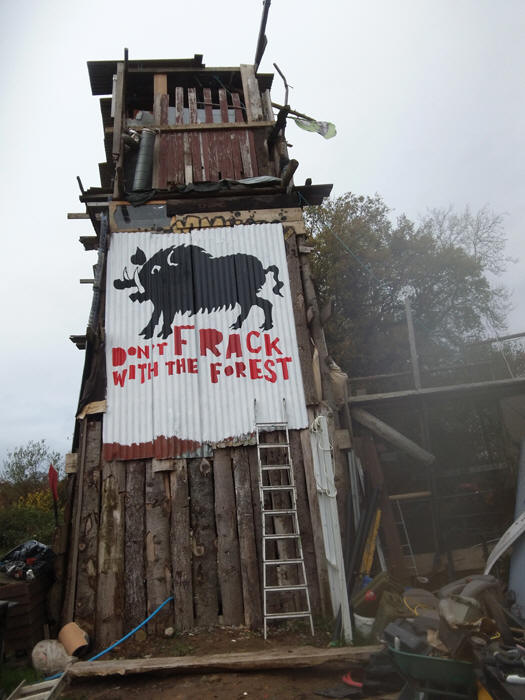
[48, 464, 58, 502]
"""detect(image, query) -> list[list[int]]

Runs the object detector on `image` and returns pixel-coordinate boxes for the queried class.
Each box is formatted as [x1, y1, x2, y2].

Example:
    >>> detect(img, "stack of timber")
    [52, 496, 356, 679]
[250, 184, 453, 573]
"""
[0, 573, 51, 656]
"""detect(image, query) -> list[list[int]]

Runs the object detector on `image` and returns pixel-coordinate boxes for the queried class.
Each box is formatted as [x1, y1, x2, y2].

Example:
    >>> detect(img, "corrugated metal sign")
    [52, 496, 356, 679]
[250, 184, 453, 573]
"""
[103, 223, 308, 460]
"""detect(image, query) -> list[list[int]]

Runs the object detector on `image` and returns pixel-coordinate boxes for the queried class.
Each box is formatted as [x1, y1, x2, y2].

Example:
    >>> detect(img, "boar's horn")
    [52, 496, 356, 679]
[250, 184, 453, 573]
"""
[131, 247, 147, 265]
[133, 267, 145, 294]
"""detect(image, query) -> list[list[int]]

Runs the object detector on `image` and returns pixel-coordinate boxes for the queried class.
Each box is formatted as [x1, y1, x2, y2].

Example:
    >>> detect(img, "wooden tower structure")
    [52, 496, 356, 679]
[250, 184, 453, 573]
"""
[61, 53, 355, 646]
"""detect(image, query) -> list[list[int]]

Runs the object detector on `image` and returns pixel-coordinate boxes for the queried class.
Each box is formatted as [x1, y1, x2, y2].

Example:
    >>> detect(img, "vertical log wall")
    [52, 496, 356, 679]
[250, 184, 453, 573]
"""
[67, 430, 324, 643]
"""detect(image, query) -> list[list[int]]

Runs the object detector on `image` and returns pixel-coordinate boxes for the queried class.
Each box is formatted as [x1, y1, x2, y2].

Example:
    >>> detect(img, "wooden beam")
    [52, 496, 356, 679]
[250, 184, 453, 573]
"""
[75, 420, 102, 636]
[153, 73, 167, 95]
[351, 407, 435, 465]
[68, 645, 383, 678]
[110, 122, 274, 134]
[240, 64, 264, 121]
[67, 213, 90, 219]
[349, 377, 525, 407]
[124, 462, 146, 631]
[213, 449, 243, 626]
[233, 448, 262, 628]
[96, 460, 126, 647]
[189, 458, 219, 626]
[170, 460, 193, 632]
[145, 463, 173, 635]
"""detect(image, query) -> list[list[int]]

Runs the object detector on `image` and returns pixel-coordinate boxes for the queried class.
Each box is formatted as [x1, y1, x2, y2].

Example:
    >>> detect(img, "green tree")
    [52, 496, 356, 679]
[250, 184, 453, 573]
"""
[0, 441, 64, 552]
[306, 194, 511, 379]
[1, 440, 63, 504]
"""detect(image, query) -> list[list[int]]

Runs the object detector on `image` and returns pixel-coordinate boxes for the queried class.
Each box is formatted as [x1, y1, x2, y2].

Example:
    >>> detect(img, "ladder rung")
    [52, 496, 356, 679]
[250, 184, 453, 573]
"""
[264, 509, 297, 515]
[256, 421, 288, 428]
[264, 533, 300, 540]
[261, 465, 291, 470]
[265, 558, 304, 565]
[262, 485, 295, 492]
[258, 443, 289, 449]
[265, 611, 312, 619]
[265, 584, 308, 592]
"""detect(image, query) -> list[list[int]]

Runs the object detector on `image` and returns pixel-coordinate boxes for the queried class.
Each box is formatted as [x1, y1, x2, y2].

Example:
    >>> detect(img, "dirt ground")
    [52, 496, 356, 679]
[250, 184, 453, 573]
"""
[59, 626, 398, 700]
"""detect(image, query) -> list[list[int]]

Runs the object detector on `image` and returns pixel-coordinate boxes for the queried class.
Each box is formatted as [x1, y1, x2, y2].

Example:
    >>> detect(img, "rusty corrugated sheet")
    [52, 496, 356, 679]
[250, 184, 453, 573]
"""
[103, 223, 307, 460]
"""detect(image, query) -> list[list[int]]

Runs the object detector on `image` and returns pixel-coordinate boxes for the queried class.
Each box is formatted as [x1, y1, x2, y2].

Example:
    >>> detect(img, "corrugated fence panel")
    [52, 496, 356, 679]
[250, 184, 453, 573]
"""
[103, 223, 308, 460]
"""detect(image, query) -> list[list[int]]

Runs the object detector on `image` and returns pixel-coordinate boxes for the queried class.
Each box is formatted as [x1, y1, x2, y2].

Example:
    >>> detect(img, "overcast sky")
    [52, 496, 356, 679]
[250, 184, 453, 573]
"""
[0, 0, 523, 461]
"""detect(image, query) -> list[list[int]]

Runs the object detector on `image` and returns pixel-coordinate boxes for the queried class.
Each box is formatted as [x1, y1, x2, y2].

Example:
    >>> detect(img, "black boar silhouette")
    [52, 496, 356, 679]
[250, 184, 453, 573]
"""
[113, 244, 284, 339]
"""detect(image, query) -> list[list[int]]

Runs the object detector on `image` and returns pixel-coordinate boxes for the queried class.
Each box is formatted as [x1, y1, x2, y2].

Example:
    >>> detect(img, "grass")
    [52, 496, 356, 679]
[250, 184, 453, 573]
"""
[0, 662, 44, 696]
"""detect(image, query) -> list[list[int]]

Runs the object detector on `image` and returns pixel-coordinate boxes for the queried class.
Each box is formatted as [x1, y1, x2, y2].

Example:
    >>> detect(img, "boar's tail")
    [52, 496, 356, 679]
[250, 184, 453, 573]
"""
[264, 265, 284, 297]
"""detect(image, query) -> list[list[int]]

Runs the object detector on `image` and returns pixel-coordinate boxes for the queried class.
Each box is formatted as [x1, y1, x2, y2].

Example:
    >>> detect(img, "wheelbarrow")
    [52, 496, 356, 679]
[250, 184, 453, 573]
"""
[389, 646, 476, 699]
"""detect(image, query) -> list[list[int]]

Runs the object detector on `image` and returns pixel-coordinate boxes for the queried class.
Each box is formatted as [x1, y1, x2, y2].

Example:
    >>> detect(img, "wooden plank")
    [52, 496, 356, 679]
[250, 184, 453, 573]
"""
[200, 87, 214, 181]
[112, 61, 125, 198]
[206, 131, 219, 182]
[248, 131, 259, 177]
[124, 462, 146, 631]
[95, 460, 125, 647]
[62, 419, 88, 624]
[217, 90, 233, 179]
[67, 213, 90, 219]
[218, 88, 229, 123]
[238, 130, 254, 178]
[183, 133, 193, 184]
[232, 447, 262, 628]
[109, 121, 275, 132]
[75, 419, 102, 635]
[240, 64, 264, 122]
[285, 233, 317, 405]
[247, 447, 264, 588]
[170, 459, 193, 632]
[357, 435, 407, 580]
[145, 462, 173, 635]
[173, 87, 185, 185]
[188, 87, 203, 182]
[213, 449, 243, 626]
[69, 645, 383, 678]
[300, 424, 331, 613]
[153, 73, 167, 96]
[111, 61, 125, 158]
[188, 458, 219, 626]
[65, 452, 78, 474]
[230, 93, 245, 179]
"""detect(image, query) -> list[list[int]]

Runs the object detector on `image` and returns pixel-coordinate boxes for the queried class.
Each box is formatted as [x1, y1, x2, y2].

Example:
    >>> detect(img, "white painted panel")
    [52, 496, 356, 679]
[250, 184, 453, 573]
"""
[103, 223, 307, 459]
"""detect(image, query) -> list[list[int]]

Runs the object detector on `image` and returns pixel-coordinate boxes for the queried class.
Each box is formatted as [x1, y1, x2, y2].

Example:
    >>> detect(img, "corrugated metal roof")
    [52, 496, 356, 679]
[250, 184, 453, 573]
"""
[103, 223, 308, 460]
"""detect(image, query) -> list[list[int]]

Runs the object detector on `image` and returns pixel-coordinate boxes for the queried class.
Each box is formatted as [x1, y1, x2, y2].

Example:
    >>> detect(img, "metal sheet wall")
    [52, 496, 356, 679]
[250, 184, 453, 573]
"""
[103, 223, 308, 459]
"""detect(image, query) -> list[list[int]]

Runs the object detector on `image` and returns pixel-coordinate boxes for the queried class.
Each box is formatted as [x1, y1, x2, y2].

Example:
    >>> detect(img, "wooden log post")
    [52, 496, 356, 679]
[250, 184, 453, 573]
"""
[170, 459, 193, 632]
[233, 447, 263, 628]
[300, 425, 331, 614]
[285, 232, 317, 406]
[188, 458, 219, 626]
[75, 419, 102, 635]
[96, 460, 126, 647]
[145, 462, 173, 635]
[213, 449, 243, 626]
[124, 462, 146, 630]
[289, 430, 322, 614]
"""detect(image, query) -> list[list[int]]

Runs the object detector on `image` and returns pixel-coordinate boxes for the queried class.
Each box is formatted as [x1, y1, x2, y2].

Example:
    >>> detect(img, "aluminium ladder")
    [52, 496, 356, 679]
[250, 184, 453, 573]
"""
[6, 675, 66, 700]
[255, 403, 314, 639]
